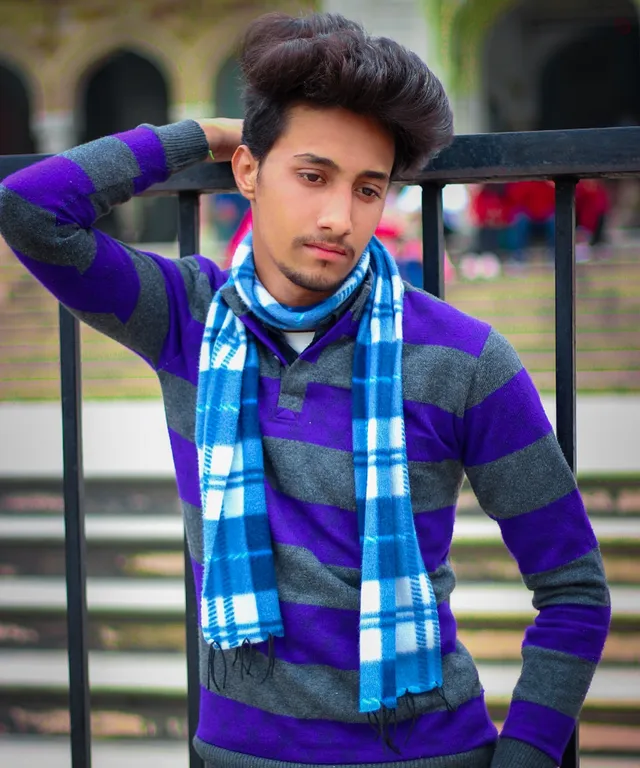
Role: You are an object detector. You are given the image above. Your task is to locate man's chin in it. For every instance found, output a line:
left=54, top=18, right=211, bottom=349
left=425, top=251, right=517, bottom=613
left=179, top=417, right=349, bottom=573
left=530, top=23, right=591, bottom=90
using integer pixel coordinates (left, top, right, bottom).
left=280, top=264, right=346, bottom=295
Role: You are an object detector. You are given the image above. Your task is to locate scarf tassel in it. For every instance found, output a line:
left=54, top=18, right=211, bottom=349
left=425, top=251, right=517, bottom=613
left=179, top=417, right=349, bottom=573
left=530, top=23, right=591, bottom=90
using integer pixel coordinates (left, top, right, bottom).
left=207, top=634, right=276, bottom=693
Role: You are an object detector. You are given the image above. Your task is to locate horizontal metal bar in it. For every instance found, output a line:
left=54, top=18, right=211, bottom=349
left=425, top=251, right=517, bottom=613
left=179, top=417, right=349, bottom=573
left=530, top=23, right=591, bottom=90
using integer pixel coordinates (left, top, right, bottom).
left=3, top=125, right=640, bottom=190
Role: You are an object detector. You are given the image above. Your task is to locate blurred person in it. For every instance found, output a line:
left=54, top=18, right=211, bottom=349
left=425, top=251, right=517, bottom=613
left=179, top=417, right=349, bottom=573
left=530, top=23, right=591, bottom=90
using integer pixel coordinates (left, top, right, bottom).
left=507, top=181, right=556, bottom=262
left=0, top=11, right=610, bottom=768
left=469, top=183, right=516, bottom=260
left=211, top=192, right=251, bottom=243
left=575, top=179, right=611, bottom=260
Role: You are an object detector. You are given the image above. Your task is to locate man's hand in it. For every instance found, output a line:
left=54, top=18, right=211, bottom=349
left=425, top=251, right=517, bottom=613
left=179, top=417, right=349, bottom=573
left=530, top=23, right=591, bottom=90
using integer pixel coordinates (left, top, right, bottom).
left=196, top=119, right=244, bottom=163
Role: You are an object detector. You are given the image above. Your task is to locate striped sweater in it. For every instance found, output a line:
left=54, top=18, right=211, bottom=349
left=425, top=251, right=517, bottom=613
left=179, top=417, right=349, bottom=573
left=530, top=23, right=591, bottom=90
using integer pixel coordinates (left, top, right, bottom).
left=0, top=120, right=611, bottom=768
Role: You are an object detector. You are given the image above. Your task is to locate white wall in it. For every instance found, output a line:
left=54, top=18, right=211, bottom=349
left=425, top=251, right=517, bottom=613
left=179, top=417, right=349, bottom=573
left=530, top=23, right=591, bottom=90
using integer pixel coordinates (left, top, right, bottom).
left=0, top=397, right=638, bottom=479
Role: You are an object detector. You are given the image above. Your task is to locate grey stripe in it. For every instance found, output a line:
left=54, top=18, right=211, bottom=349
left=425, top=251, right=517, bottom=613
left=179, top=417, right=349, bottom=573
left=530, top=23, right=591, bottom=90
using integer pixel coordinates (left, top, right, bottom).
left=159, top=369, right=197, bottom=440
left=513, top=645, right=597, bottom=718
left=490, top=739, right=556, bottom=768
left=403, top=343, right=476, bottom=417
left=0, top=187, right=97, bottom=270
left=173, top=256, right=214, bottom=326
left=198, top=740, right=495, bottom=768
left=525, top=548, right=610, bottom=609
left=465, top=432, right=577, bottom=519
left=258, top=344, right=285, bottom=378
left=276, top=545, right=456, bottom=610
left=182, top=500, right=203, bottom=564
left=274, top=543, right=359, bottom=610
left=151, top=120, right=209, bottom=173
left=410, top=460, right=464, bottom=512
left=465, top=329, right=523, bottom=409
left=278, top=338, right=354, bottom=410
left=263, top=438, right=356, bottom=511
left=276, top=363, right=310, bottom=412
left=63, top=136, right=139, bottom=215
left=264, top=437, right=463, bottom=515
left=198, top=634, right=482, bottom=722
left=75, top=243, right=170, bottom=365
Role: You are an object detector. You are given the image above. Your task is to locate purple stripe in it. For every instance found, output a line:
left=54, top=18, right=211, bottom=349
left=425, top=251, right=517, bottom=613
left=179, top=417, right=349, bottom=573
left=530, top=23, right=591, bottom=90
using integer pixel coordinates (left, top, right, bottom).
left=266, top=484, right=359, bottom=568
left=260, top=379, right=459, bottom=462
left=523, top=604, right=611, bottom=663
left=169, top=428, right=201, bottom=507
left=403, top=291, right=490, bottom=356
left=260, top=379, right=352, bottom=453
left=414, top=506, right=456, bottom=572
left=404, top=402, right=461, bottom=463
left=197, top=690, right=497, bottom=763
left=463, top=369, right=553, bottom=466
left=193, top=555, right=458, bottom=669
left=437, top=601, right=457, bottom=656
left=302, top=309, right=360, bottom=363
left=12, top=235, right=141, bottom=325
left=242, top=312, right=288, bottom=363
left=4, top=155, right=96, bottom=217
left=498, top=489, right=598, bottom=574
left=500, top=699, right=575, bottom=764
left=115, top=126, right=169, bottom=193
left=269, top=601, right=456, bottom=670
left=262, top=601, right=360, bottom=670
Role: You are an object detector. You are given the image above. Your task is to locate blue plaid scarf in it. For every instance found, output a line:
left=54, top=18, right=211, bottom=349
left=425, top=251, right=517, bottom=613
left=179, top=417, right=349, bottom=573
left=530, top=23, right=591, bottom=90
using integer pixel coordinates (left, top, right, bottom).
left=196, top=233, right=442, bottom=714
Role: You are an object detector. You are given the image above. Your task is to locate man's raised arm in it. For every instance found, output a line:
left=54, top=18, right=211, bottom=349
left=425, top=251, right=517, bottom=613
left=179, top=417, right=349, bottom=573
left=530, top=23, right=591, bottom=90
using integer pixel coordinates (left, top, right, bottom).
left=0, top=120, right=235, bottom=369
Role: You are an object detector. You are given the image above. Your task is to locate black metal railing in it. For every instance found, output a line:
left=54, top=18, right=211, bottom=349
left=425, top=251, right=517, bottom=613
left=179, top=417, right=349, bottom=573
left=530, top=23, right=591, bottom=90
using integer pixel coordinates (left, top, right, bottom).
left=3, top=124, right=640, bottom=768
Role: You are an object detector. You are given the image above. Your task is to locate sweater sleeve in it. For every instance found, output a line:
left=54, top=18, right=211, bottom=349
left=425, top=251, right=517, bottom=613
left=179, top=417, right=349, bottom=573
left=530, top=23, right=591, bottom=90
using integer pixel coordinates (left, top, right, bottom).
left=461, top=329, right=611, bottom=768
left=0, top=120, right=211, bottom=369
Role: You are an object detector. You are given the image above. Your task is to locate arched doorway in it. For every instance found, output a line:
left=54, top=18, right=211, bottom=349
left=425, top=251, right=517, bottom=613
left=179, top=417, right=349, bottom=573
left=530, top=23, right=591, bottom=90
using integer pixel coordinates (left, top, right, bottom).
left=214, top=55, right=244, bottom=118
left=0, top=61, right=35, bottom=154
left=540, top=18, right=640, bottom=129
left=80, top=50, right=177, bottom=242
left=483, top=0, right=640, bottom=132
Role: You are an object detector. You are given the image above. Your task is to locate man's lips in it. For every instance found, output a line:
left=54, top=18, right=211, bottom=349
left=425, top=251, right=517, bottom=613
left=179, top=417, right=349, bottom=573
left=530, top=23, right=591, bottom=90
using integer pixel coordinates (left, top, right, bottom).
left=304, top=243, right=349, bottom=261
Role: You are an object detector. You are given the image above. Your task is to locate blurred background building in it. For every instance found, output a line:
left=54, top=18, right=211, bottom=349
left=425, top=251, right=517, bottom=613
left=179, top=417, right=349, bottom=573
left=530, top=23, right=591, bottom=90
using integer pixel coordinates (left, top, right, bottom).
left=0, top=2, right=639, bottom=766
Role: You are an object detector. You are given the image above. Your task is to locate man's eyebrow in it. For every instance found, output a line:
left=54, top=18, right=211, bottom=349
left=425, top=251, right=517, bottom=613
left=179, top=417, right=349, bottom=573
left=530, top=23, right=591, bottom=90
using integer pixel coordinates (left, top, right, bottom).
left=293, top=153, right=390, bottom=183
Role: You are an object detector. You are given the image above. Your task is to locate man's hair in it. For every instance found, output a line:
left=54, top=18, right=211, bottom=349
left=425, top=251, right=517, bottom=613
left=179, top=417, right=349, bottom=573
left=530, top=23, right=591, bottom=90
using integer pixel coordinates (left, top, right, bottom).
left=239, top=12, right=454, bottom=177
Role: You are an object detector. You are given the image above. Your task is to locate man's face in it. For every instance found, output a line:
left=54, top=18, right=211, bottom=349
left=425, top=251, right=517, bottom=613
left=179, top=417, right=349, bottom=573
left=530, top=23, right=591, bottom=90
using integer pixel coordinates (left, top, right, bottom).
left=233, top=105, right=394, bottom=306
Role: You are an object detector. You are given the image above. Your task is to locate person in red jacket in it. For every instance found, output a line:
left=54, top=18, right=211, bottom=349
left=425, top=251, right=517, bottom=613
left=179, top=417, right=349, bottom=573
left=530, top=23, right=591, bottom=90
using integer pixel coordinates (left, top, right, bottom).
left=507, top=181, right=556, bottom=262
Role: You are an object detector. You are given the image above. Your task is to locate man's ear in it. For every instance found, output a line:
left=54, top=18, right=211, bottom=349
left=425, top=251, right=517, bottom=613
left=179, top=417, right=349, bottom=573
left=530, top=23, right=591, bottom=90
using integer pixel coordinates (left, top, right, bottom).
left=232, top=145, right=259, bottom=201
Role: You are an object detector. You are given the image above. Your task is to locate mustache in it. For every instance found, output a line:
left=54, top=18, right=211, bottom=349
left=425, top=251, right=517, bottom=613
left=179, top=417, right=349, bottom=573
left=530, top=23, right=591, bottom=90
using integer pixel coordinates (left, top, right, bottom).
left=293, top=236, right=356, bottom=260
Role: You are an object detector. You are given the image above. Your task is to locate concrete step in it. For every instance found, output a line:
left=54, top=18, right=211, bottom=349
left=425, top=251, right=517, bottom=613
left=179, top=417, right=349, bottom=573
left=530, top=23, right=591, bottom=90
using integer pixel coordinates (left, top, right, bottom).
left=0, top=737, right=637, bottom=768
left=1, top=577, right=638, bottom=620
left=1, top=514, right=639, bottom=545
left=0, top=650, right=636, bottom=707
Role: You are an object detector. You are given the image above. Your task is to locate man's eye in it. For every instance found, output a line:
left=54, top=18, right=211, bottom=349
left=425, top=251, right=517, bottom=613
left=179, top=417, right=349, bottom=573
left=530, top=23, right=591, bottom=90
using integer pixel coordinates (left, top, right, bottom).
left=299, top=172, right=323, bottom=183
left=360, top=187, right=381, bottom=199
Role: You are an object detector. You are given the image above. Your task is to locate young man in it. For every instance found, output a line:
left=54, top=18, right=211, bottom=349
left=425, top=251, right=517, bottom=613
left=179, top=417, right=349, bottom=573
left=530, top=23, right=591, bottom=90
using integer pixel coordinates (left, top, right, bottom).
left=0, top=12, right=610, bottom=768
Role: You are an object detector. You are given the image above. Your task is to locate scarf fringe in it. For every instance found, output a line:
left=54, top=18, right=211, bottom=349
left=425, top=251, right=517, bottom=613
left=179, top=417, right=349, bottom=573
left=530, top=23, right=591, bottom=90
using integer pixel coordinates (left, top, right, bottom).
left=207, top=634, right=276, bottom=693
left=367, top=688, right=456, bottom=754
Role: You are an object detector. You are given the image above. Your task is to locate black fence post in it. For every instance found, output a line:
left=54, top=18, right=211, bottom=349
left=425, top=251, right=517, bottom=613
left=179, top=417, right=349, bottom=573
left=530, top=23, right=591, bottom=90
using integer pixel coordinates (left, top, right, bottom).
left=421, top=183, right=446, bottom=300
left=178, top=191, right=205, bottom=768
left=59, top=306, right=91, bottom=768
left=555, top=178, right=579, bottom=768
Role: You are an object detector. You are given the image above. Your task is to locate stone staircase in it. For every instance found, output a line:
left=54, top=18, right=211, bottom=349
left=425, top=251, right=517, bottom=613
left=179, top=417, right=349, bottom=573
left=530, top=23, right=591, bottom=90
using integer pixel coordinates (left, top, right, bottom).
left=1, top=244, right=640, bottom=400
left=0, top=476, right=638, bottom=766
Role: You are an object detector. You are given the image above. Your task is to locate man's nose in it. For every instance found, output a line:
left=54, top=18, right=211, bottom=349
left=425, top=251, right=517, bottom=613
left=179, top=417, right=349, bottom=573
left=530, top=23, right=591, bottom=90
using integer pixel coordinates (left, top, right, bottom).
left=317, top=190, right=353, bottom=237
